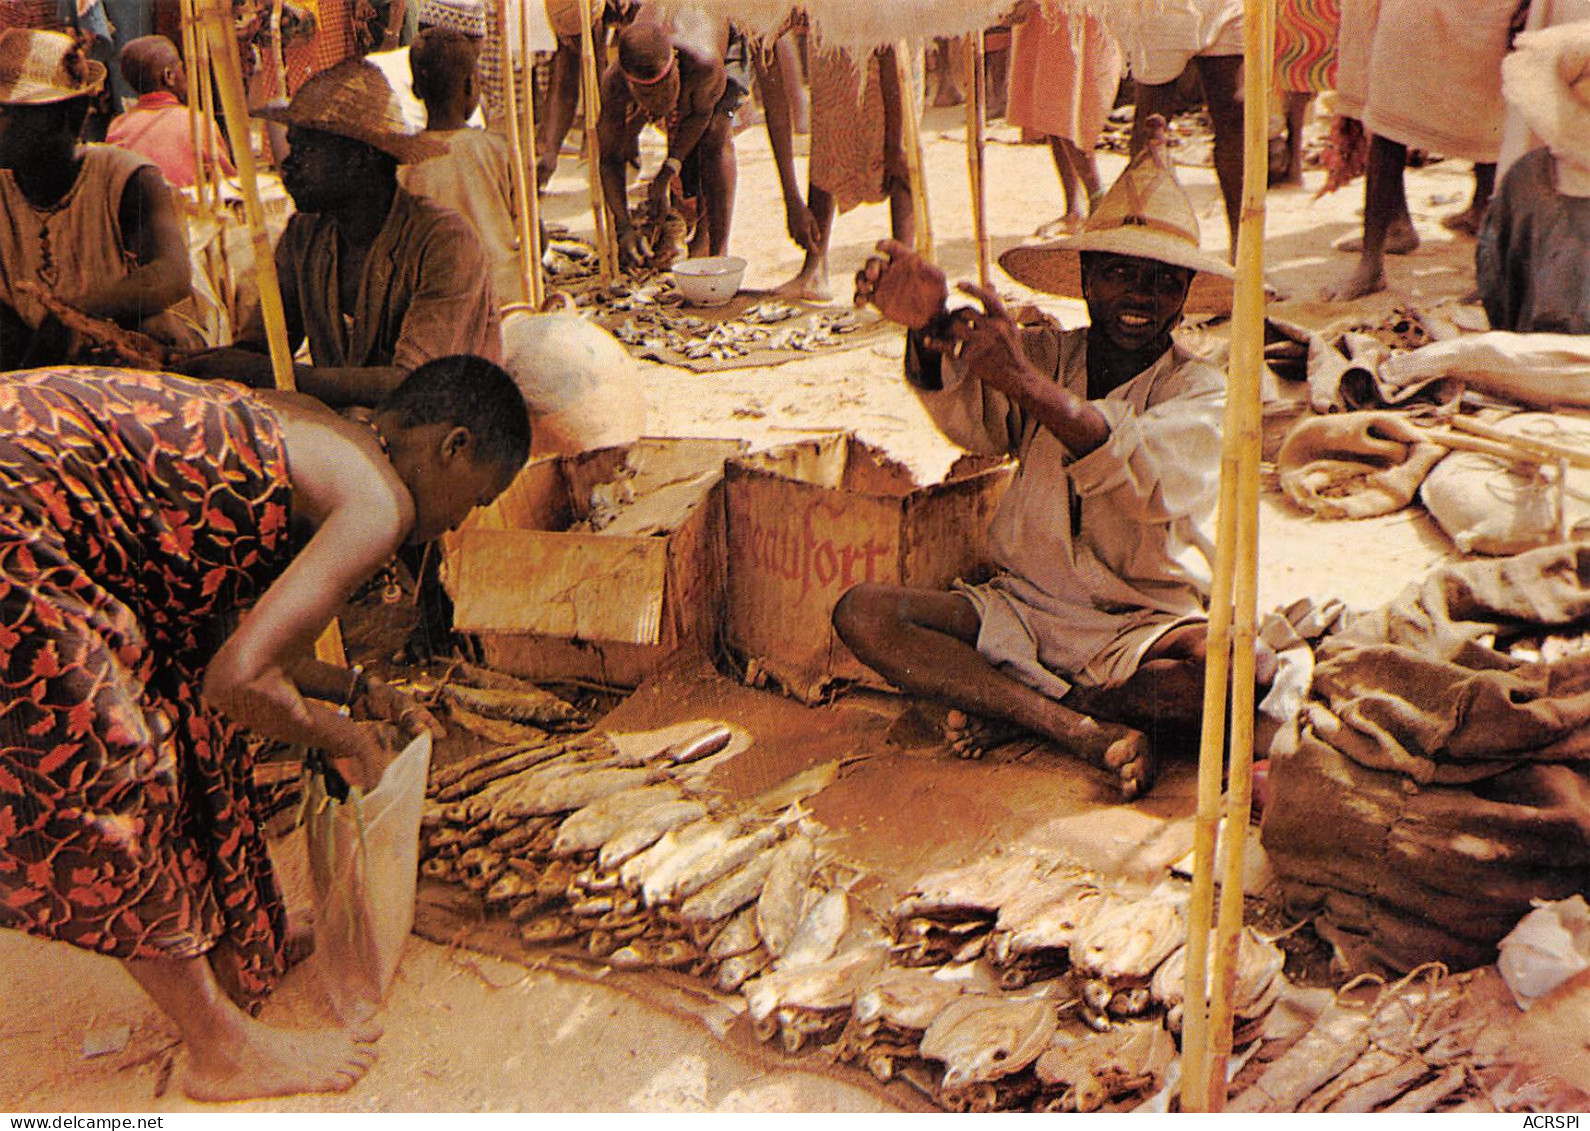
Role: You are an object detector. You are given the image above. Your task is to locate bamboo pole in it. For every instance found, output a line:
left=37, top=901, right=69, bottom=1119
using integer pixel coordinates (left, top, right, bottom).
left=962, top=30, right=989, bottom=287
left=1193, top=0, right=1275, bottom=1111
left=195, top=0, right=294, bottom=391
left=576, top=0, right=615, bottom=283
left=179, top=1, right=211, bottom=217
left=520, top=2, right=546, bottom=306
left=498, top=0, right=540, bottom=307
left=895, top=41, right=934, bottom=262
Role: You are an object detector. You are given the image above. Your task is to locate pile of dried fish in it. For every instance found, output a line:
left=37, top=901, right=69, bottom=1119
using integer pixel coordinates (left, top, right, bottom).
left=603, top=283, right=862, bottom=362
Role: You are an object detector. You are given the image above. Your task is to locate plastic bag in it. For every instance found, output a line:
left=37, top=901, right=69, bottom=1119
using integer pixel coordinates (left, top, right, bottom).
left=303, top=732, right=432, bottom=1023
left=1496, top=895, right=1590, bottom=1010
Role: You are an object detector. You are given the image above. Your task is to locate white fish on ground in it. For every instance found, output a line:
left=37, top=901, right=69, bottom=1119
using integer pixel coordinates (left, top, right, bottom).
left=506, top=765, right=663, bottom=818
left=716, top=948, right=771, bottom=992
left=756, top=833, right=816, bottom=957
left=678, top=845, right=778, bottom=924
left=551, top=783, right=685, bottom=856
left=919, top=996, right=1059, bottom=1091
left=853, top=967, right=969, bottom=1032
left=894, top=854, right=1054, bottom=921
left=598, top=798, right=710, bottom=872
left=633, top=817, right=742, bottom=902
left=649, top=821, right=785, bottom=907
left=707, top=906, right=763, bottom=960
left=780, top=886, right=850, bottom=970
left=989, top=883, right=1116, bottom=964
left=741, top=945, right=887, bottom=1025
left=1072, top=897, right=1185, bottom=984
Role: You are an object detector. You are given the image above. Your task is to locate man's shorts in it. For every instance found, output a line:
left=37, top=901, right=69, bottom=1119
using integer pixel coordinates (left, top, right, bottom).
left=1125, top=0, right=1245, bottom=86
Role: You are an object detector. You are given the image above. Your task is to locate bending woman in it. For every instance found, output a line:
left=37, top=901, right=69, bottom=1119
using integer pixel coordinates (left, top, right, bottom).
left=0, top=356, right=530, bottom=1101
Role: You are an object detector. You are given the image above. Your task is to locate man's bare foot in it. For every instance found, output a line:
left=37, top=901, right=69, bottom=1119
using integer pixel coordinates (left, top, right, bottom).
left=944, top=708, right=1026, bottom=759
left=932, top=81, right=964, bottom=108
left=183, top=1018, right=381, bottom=1102
left=1320, top=260, right=1388, bottom=301
left=1334, top=215, right=1419, bottom=256
left=773, top=268, right=832, bottom=303
left=1034, top=214, right=1085, bottom=239
left=1440, top=206, right=1486, bottom=236
left=1101, top=727, right=1153, bottom=801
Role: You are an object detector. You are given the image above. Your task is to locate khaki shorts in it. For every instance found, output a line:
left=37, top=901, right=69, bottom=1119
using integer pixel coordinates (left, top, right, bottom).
left=1126, top=0, right=1245, bottom=86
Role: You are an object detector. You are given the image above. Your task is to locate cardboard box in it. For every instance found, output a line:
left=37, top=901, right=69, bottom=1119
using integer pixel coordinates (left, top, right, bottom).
left=724, top=432, right=1014, bottom=702
left=442, top=437, right=748, bottom=687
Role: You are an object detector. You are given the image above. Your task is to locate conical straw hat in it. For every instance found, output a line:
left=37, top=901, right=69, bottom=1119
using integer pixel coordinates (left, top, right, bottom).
left=1502, top=20, right=1590, bottom=169
left=0, top=29, right=105, bottom=105
left=256, top=59, right=440, bottom=163
left=999, top=118, right=1235, bottom=316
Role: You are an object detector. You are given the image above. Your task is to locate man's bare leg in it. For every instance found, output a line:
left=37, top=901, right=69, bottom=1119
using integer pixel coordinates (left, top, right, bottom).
left=775, top=36, right=809, bottom=134
left=775, top=185, right=836, bottom=300
left=1325, top=133, right=1414, bottom=300
left=536, top=39, right=583, bottom=190
left=124, top=954, right=379, bottom=1102
left=833, top=583, right=1154, bottom=798
left=1194, top=55, right=1245, bottom=256
left=1036, top=136, right=1102, bottom=237
left=1278, top=91, right=1312, bottom=187
left=691, top=113, right=737, bottom=258
left=931, top=36, right=964, bottom=107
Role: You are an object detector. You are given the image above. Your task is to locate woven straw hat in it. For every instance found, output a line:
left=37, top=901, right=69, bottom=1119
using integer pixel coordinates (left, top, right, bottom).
left=0, top=29, right=106, bottom=105
left=256, top=59, right=440, bottom=163
left=999, top=119, right=1235, bottom=316
left=546, top=0, right=605, bottom=38
left=1502, top=20, right=1590, bottom=169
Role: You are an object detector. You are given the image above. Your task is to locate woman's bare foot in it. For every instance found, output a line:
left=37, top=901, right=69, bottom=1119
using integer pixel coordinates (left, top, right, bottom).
left=1321, top=259, right=1388, bottom=301
left=183, top=1017, right=381, bottom=1102
left=1334, top=214, right=1419, bottom=256
left=773, top=264, right=832, bottom=303
left=943, top=708, right=1027, bottom=759
left=1440, top=205, right=1486, bottom=236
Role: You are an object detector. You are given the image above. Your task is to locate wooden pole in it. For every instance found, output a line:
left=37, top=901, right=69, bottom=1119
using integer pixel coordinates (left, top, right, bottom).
left=498, top=0, right=539, bottom=307
left=520, top=2, right=546, bottom=306
left=179, top=0, right=211, bottom=217
left=895, top=41, right=934, bottom=262
left=1187, top=0, right=1275, bottom=1111
left=962, top=30, right=989, bottom=287
left=576, top=0, right=615, bottom=283
left=195, top=0, right=295, bottom=391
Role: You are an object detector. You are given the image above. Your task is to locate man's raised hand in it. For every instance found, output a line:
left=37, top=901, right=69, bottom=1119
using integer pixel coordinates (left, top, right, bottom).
left=854, top=239, right=949, bottom=331
left=951, top=282, right=1034, bottom=398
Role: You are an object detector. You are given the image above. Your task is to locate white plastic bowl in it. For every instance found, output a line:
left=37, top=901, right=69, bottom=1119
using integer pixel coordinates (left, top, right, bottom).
left=672, top=256, right=747, bottom=307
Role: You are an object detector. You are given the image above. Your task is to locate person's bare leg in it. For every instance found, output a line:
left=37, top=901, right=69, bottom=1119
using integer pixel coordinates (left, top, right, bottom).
left=879, top=47, right=917, bottom=250
left=1036, top=136, right=1100, bottom=237
left=1442, top=162, right=1495, bottom=235
left=932, top=36, right=964, bottom=107
left=694, top=114, right=737, bottom=257
left=775, top=184, right=836, bottom=300
left=1193, top=55, right=1245, bottom=257
left=536, top=39, right=583, bottom=190
left=775, top=36, right=809, bottom=134
left=1325, top=134, right=1415, bottom=298
left=123, top=954, right=379, bottom=1102
left=833, top=584, right=1154, bottom=798
left=1279, top=91, right=1312, bottom=187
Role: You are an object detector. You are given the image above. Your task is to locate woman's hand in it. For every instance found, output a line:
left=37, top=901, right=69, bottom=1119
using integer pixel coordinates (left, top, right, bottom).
left=357, top=673, right=446, bottom=740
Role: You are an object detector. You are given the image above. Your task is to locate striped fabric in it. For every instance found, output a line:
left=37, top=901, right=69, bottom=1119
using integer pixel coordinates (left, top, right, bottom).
left=1275, top=0, right=1341, bottom=93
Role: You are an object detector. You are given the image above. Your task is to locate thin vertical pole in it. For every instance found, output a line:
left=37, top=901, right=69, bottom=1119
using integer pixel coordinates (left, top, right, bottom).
left=895, top=41, right=933, bottom=262
left=963, top=30, right=989, bottom=287
left=498, top=0, right=539, bottom=306
left=576, top=0, right=614, bottom=282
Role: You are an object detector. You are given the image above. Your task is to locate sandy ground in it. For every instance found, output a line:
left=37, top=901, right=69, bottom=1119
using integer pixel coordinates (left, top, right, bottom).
left=0, top=100, right=1540, bottom=1113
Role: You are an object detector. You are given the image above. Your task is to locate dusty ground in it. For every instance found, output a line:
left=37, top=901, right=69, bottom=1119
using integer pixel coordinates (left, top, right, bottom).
left=0, top=98, right=1566, bottom=1113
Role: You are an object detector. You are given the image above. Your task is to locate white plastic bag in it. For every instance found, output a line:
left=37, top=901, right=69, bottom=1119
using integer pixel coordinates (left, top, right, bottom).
left=303, top=732, right=432, bottom=1023
left=1496, top=895, right=1590, bottom=1010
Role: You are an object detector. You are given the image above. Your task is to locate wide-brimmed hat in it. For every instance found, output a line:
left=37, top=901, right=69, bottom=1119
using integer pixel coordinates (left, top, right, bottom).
left=1503, top=20, right=1590, bottom=169
left=256, top=59, right=440, bottom=163
left=0, top=29, right=105, bottom=105
left=999, top=118, right=1235, bottom=316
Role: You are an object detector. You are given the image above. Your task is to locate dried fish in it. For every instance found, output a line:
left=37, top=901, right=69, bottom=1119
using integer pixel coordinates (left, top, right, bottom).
left=638, top=818, right=747, bottom=906
left=742, top=946, right=887, bottom=1046
left=716, top=948, right=771, bottom=992
left=708, top=906, right=763, bottom=960
left=1228, top=1006, right=1373, bottom=1112
left=1152, top=926, right=1285, bottom=1034
left=757, top=834, right=816, bottom=957
left=894, top=855, right=1052, bottom=922
left=551, top=783, right=686, bottom=856
left=1071, top=897, right=1184, bottom=986
left=657, top=821, right=786, bottom=908
left=781, top=887, right=849, bottom=969
left=853, top=967, right=969, bottom=1034
left=919, top=996, right=1058, bottom=1092
left=598, top=799, right=712, bottom=871
left=441, top=682, right=589, bottom=728
left=1034, top=1023, right=1176, bottom=1113
left=678, top=848, right=777, bottom=925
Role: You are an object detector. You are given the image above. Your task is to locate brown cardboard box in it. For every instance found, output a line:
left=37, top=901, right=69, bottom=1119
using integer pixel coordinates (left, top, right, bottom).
left=441, top=437, right=748, bottom=688
left=724, top=432, right=1013, bottom=702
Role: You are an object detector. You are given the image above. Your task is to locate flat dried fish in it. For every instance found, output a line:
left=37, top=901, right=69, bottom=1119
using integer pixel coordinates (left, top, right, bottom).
left=780, top=887, right=849, bottom=970
left=894, top=854, right=1052, bottom=922
left=1072, top=897, right=1185, bottom=985
left=853, top=967, right=968, bottom=1033
left=920, top=996, right=1058, bottom=1091
left=442, top=682, right=589, bottom=728
left=757, top=834, right=816, bottom=957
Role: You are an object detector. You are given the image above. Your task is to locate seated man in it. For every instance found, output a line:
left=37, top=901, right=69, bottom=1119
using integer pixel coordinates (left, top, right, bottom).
left=400, top=26, right=524, bottom=307
left=837, top=121, right=1268, bottom=800
left=106, top=34, right=234, bottom=190
left=183, top=59, right=500, bottom=406
left=1477, top=20, right=1590, bottom=335
left=0, top=29, right=193, bottom=369
left=597, top=17, right=737, bottom=268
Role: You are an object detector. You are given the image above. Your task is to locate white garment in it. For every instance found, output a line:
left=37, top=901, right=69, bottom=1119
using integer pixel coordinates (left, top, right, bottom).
left=400, top=128, right=524, bottom=307
left=910, top=327, right=1225, bottom=699
left=1497, top=0, right=1590, bottom=180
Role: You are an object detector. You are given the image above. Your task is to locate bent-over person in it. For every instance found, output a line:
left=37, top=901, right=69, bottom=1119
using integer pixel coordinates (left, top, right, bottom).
left=837, top=121, right=1272, bottom=800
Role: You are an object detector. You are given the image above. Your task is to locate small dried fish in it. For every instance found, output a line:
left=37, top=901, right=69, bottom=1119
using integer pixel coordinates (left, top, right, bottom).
left=919, top=996, right=1058, bottom=1091
left=716, top=948, right=771, bottom=992
left=708, top=906, right=763, bottom=960
left=598, top=799, right=711, bottom=871
left=780, top=887, right=849, bottom=970
left=678, top=848, right=777, bottom=925
left=654, top=821, right=785, bottom=908
left=757, top=834, right=816, bottom=958
left=442, top=682, right=589, bottom=728
left=637, top=818, right=745, bottom=906
left=551, top=783, right=685, bottom=855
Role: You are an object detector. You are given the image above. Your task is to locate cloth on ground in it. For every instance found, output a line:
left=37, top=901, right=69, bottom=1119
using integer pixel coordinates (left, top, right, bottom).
left=1379, top=331, right=1590, bottom=410
left=909, top=324, right=1223, bottom=699
left=0, top=368, right=295, bottom=1008
left=399, top=127, right=523, bottom=308
left=1334, top=0, right=1515, bottom=162
left=1263, top=543, right=1590, bottom=973
left=1005, top=9, right=1121, bottom=152
left=1276, top=410, right=1449, bottom=519
left=243, top=186, right=501, bottom=371
left=1477, top=148, right=1590, bottom=336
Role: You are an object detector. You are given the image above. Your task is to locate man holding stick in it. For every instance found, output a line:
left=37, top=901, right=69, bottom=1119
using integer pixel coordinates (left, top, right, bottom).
left=837, top=120, right=1274, bottom=799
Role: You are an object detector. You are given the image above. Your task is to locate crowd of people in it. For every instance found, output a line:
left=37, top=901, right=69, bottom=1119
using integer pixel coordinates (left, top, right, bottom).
left=1, top=0, right=1589, bottom=1105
